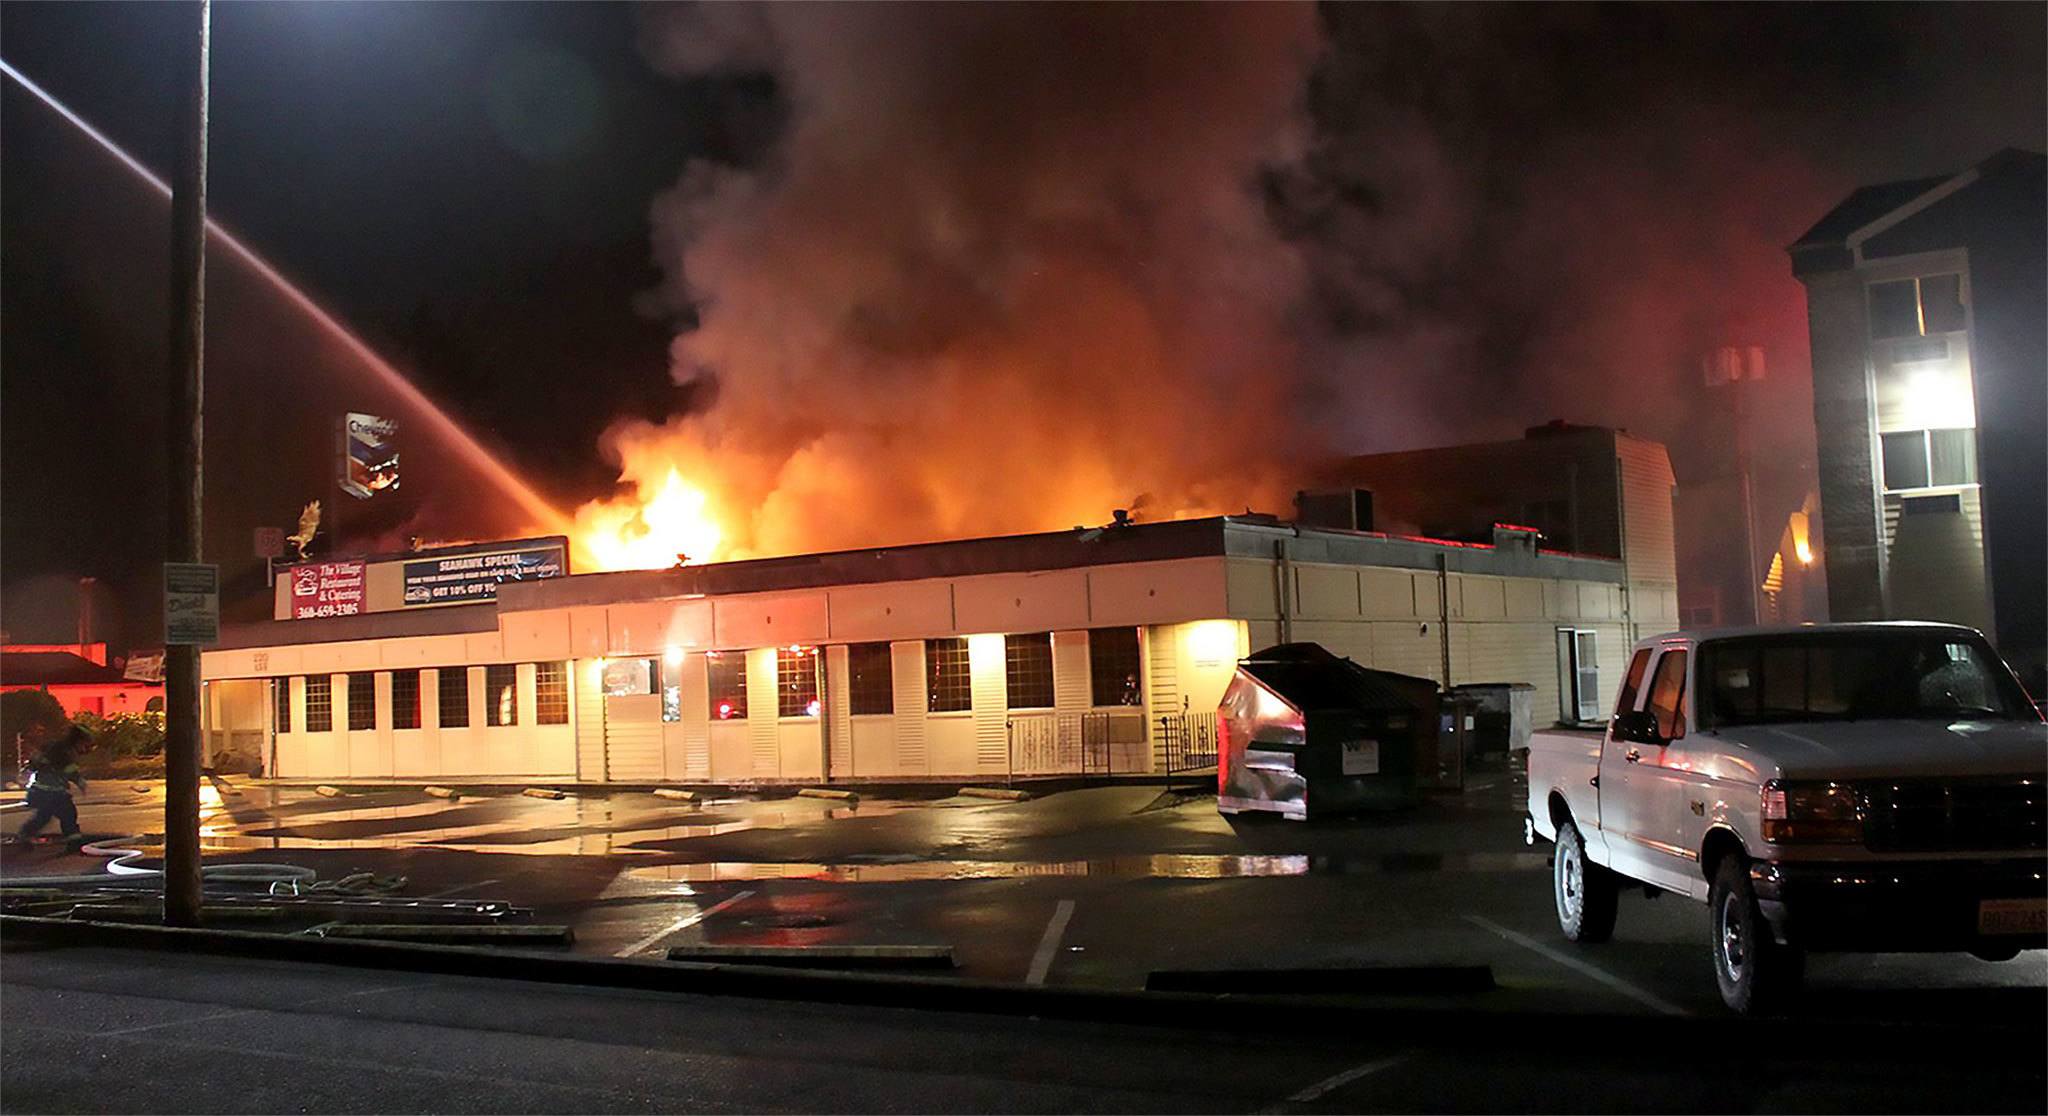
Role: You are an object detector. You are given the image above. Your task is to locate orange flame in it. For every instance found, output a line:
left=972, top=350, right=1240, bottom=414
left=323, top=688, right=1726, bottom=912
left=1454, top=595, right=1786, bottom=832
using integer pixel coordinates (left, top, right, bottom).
left=574, top=468, right=727, bottom=571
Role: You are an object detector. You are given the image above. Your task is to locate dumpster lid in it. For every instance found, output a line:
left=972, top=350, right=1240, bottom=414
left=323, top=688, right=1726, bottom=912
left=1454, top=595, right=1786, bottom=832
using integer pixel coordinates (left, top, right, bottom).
left=1238, top=643, right=1438, bottom=714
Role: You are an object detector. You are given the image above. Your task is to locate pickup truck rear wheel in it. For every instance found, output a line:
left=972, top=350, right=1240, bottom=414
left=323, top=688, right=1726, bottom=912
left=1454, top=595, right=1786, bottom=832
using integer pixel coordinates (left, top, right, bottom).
left=1709, top=857, right=1804, bottom=1014
left=1554, top=821, right=1617, bottom=943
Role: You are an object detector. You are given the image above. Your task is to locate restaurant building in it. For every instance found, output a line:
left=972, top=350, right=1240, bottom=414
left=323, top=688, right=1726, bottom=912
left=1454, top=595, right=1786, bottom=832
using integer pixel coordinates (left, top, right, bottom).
left=198, top=502, right=1675, bottom=784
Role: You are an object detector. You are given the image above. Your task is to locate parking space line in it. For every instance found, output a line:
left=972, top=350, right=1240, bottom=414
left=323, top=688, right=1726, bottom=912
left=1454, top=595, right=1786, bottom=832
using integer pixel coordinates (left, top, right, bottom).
left=1024, top=899, right=1075, bottom=985
left=1261, top=1051, right=1414, bottom=1112
left=420, top=878, right=501, bottom=900
left=1463, top=915, right=1689, bottom=1016
left=95, top=981, right=416, bottom=1037
left=615, top=889, right=755, bottom=958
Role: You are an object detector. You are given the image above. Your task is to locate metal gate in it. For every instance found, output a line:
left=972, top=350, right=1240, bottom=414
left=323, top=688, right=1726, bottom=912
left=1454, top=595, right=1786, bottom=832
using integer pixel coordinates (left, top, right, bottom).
left=1005, top=711, right=1148, bottom=781
left=1157, top=711, right=1219, bottom=779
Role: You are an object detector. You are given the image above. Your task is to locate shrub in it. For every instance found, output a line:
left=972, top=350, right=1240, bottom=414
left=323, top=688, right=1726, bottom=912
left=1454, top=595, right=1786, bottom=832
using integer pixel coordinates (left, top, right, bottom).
left=72, top=710, right=167, bottom=760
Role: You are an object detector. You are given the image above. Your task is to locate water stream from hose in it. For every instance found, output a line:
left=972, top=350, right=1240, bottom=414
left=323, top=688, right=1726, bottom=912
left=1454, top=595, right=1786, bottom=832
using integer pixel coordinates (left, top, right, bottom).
left=1, top=58, right=571, bottom=535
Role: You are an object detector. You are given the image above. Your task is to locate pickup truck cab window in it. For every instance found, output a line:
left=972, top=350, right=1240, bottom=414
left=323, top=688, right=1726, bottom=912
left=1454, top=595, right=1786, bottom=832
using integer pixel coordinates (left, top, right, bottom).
left=1613, top=649, right=1652, bottom=718
left=1697, top=632, right=2035, bottom=728
left=1643, top=650, right=1688, bottom=740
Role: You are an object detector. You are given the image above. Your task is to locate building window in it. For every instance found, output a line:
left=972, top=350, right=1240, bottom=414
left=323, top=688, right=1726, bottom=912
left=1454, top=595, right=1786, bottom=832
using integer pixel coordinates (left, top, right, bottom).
left=485, top=664, right=518, bottom=726
left=1005, top=633, right=1055, bottom=709
left=708, top=652, right=747, bottom=720
left=273, top=679, right=291, bottom=733
left=1881, top=428, right=1977, bottom=492
left=778, top=648, right=820, bottom=717
left=846, top=642, right=894, bottom=716
left=602, top=658, right=656, bottom=696
left=347, top=672, right=377, bottom=731
left=438, top=668, right=470, bottom=729
left=1088, top=628, right=1142, bottom=707
left=305, top=675, right=332, bottom=733
left=535, top=662, right=568, bottom=725
left=1869, top=274, right=1966, bottom=341
left=391, top=670, right=421, bottom=730
left=927, top=637, right=971, bottom=713
left=662, top=667, right=682, bottom=723
left=1555, top=629, right=1600, bottom=723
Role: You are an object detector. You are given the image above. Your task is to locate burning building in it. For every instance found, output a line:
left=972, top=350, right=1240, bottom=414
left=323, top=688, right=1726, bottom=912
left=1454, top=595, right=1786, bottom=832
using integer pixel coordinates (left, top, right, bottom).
left=196, top=437, right=1677, bottom=784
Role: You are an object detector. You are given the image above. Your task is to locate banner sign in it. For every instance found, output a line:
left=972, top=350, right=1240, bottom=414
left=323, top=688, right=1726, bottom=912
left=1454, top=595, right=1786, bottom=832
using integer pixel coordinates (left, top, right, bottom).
left=289, top=560, right=367, bottom=619
left=402, top=543, right=566, bottom=607
left=123, top=651, right=166, bottom=684
left=339, top=412, right=400, bottom=500
left=164, top=563, right=220, bottom=646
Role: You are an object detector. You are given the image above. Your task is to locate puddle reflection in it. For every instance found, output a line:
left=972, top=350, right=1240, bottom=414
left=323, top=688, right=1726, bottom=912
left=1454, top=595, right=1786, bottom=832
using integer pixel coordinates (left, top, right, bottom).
left=625, top=850, right=1547, bottom=883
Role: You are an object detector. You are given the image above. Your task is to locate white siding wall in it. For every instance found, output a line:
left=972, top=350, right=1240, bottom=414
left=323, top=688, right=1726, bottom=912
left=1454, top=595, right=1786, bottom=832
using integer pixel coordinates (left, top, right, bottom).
left=891, top=641, right=927, bottom=776
left=225, top=551, right=1635, bottom=782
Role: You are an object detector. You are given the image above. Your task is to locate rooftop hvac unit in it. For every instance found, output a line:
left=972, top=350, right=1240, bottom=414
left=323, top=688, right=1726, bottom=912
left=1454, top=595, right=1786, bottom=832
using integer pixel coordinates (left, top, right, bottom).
left=1293, top=488, right=1374, bottom=532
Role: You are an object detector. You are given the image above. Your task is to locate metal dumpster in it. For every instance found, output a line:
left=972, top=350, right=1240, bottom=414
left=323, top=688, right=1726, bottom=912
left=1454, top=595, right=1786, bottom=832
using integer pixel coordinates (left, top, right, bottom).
left=1447, top=682, right=1536, bottom=756
left=1216, top=643, right=1439, bottom=820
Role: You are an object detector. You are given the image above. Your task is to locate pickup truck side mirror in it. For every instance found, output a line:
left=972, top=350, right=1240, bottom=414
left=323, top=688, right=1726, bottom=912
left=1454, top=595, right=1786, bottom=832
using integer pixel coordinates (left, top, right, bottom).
left=1612, top=709, right=1663, bottom=745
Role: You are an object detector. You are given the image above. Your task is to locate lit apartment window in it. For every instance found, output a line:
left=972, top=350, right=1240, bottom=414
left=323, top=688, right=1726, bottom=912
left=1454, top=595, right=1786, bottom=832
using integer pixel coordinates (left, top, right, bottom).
left=1088, top=628, right=1142, bottom=707
left=847, top=642, right=894, bottom=715
left=1880, top=428, right=1978, bottom=492
left=708, top=652, right=748, bottom=720
left=391, top=670, right=421, bottom=730
left=305, top=675, right=332, bottom=733
left=778, top=648, right=820, bottom=717
left=534, top=661, right=568, bottom=725
left=438, top=668, right=470, bottom=728
left=926, top=637, right=971, bottom=713
left=1005, top=632, right=1055, bottom=709
left=1869, top=274, right=1966, bottom=341
left=485, top=664, right=518, bottom=726
left=273, top=678, right=291, bottom=733
left=347, top=672, right=377, bottom=731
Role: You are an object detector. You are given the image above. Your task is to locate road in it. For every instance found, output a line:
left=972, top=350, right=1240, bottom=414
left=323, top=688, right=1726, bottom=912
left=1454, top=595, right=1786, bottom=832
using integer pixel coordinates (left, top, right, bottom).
left=3, top=773, right=2043, bottom=1024
left=4, top=943, right=2043, bottom=1114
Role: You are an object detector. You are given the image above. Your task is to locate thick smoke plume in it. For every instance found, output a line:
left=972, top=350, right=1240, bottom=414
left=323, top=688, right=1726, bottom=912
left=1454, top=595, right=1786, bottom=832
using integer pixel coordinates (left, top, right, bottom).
left=575, top=3, right=2042, bottom=576
left=578, top=4, right=1320, bottom=567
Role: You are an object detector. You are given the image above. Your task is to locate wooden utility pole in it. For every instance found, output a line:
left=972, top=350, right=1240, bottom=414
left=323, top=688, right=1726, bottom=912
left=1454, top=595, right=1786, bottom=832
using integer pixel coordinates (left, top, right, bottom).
left=162, top=0, right=211, bottom=928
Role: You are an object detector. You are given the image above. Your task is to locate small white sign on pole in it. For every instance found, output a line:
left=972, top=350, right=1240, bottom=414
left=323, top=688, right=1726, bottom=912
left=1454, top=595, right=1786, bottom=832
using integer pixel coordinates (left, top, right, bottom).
left=164, top=562, right=220, bottom=646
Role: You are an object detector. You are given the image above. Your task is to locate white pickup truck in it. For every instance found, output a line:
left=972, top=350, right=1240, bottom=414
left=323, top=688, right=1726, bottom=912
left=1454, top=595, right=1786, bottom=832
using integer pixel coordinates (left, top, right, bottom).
left=1525, top=622, right=2046, bottom=1013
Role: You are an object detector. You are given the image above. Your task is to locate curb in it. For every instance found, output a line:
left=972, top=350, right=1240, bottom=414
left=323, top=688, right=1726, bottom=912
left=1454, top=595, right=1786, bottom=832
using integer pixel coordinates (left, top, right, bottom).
left=315, top=924, right=574, bottom=945
left=665, top=943, right=955, bottom=969
left=2, top=915, right=2040, bottom=1061
left=796, top=788, right=859, bottom=802
left=1147, top=965, right=1495, bottom=996
left=958, top=787, right=1032, bottom=802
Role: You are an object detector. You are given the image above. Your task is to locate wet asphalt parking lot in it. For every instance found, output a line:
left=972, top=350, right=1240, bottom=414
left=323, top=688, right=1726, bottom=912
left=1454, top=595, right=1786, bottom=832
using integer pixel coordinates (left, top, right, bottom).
left=3, top=772, right=2043, bottom=1024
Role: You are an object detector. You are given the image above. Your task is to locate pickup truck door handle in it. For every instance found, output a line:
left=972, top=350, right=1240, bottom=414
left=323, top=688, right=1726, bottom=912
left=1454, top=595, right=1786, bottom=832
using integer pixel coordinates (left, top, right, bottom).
left=1624, top=749, right=1642, bottom=764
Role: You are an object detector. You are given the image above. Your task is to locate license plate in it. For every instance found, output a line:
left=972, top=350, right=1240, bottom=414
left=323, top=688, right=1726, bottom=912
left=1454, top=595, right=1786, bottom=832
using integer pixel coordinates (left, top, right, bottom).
left=1977, top=898, right=2048, bottom=936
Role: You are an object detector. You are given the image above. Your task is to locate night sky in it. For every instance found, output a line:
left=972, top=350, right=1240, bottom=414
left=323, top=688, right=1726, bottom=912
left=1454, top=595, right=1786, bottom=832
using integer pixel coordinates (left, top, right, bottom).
left=3, top=2, right=2042, bottom=648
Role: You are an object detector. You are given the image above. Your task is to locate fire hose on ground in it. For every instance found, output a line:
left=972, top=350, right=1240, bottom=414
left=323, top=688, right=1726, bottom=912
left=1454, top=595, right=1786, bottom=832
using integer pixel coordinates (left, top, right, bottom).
left=0, top=835, right=400, bottom=895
